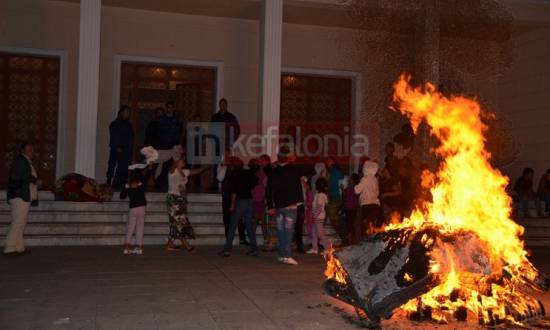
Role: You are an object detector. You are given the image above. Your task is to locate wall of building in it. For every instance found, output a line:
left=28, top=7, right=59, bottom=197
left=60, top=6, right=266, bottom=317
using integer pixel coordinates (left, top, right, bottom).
left=498, top=27, right=550, bottom=183
left=0, top=0, right=374, bottom=180
left=0, top=0, right=79, bottom=176
left=3, top=0, right=535, bottom=183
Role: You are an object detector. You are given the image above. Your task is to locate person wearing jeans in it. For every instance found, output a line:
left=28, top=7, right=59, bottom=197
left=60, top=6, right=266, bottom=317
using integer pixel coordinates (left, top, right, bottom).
left=266, top=149, right=313, bottom=266
left=219, top=159, right=259, bottom=257
left=219, top=157, right=248, bottom=245
left=294, top=204, right=305, bottom=253
left=221, top=199, right=258, bottom=256
left=276, top=206, right=297, bottom=260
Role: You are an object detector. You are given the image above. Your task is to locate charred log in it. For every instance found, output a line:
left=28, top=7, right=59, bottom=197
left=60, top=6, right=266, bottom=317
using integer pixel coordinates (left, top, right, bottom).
left=324, top=227, right=548, bottom=326
left=324, top=228, right=441, bottom=321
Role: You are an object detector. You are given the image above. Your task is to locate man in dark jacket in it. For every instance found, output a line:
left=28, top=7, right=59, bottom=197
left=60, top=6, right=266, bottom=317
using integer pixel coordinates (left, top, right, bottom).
left=211, top=98, right=240, bottom=152
left=144, top=107, right=163, bottom=148
left=210, top=98, right=240, bottom=191
left=266, top=149, right=313, bottom=265
left=156, top=101, right=183, bottom=151
left=106, top=105, right=134, bottom=190
left=153, top=101, right=183, bottom=191
left=4, top=142, right=39, bottom=255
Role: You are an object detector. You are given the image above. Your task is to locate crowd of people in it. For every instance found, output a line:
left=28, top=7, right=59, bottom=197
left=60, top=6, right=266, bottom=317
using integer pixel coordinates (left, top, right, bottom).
left=4, top=99, right=550, bottom=258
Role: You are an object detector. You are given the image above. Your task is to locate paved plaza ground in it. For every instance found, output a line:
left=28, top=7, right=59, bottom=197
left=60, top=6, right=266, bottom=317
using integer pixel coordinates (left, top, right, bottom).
left=1, top=246, right=550, bottom=330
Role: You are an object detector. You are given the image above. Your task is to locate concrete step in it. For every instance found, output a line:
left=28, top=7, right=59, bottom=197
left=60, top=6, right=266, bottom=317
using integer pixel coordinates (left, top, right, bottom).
left=0, top=190, right=221, bottom=203
left=0, top=227, right=338, bottom=247
left=0, top=201, right=222, bottom=213
left=0, top=222, right=228, bottom=236
left=0, top=234, right=230, bottom=247
left=0, top=211, right=221, bottom=224
left=0, top=190, right=340, bottom=246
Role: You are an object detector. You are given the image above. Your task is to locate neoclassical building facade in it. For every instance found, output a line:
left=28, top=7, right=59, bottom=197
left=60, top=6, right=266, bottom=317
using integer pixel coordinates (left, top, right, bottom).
left=1, top=0, right=549, bottom=188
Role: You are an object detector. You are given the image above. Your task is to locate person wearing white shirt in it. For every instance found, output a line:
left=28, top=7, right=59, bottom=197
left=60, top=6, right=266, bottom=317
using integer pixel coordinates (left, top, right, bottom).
left=165, top=158, right=206, bottom=252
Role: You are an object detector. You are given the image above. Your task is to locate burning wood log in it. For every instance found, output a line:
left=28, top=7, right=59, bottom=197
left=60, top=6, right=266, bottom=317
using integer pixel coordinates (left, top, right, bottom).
left=324, top=228, right=440, bottom=322
left=324, top=227, right=547, bottom=327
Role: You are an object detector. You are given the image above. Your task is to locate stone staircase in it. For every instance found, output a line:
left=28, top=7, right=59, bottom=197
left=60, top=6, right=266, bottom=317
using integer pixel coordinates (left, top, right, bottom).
left=0, top=191, right=338, bottom=247
left=0, top=191, right=227, bottom=246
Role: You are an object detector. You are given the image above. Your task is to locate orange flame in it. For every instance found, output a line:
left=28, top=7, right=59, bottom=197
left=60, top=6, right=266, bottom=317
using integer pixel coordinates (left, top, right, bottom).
left=389, top=74, right=539, bottom=323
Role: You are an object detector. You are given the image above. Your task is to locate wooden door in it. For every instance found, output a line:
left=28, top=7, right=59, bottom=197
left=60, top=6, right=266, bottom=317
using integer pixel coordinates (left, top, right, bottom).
left=119, top=62, right=216, bottom=158
left=0, top=52, right=60, bottom=188
left=280, top=73, right=352, bottom=166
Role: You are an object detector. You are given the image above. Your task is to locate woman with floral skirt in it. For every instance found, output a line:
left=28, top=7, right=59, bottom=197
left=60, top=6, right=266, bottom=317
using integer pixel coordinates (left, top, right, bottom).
left=166, top=158, right=206, bottom=252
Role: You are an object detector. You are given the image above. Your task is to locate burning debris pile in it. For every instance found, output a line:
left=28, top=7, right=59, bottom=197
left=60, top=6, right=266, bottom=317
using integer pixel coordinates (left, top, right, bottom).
left=324, top=75, right=549, bottom=327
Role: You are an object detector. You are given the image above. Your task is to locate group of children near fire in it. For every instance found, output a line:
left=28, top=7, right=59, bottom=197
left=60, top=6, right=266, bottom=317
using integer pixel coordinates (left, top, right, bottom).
left=116, top=122, right=550, bottom=262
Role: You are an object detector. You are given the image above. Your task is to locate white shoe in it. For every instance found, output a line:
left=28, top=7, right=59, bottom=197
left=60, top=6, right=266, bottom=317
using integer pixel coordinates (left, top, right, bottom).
left=283, top=257, right=298, bottom=265
left=132, top=247, right=143, bottom=255
left=277, top=256, right=285, bottom=262
left=306, top=249, right=318, bottom=255
left=123, top=248, right=131, bottom=255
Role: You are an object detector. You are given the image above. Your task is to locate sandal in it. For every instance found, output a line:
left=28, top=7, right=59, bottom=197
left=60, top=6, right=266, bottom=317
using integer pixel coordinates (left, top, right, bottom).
left=181, top=240, right=195, bottom=252
left=166, top=242, right=179, bottom=251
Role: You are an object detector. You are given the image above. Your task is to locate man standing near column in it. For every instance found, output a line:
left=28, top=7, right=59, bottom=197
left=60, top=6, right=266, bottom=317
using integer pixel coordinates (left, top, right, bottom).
left=4, top=142, right=40, bottom=256
left=106, top=105, right=134, bottom=190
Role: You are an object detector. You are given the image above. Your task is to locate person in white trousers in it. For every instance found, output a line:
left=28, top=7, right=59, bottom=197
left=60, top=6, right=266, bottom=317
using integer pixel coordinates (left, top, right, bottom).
left=4, top=142, right=39, bottom=255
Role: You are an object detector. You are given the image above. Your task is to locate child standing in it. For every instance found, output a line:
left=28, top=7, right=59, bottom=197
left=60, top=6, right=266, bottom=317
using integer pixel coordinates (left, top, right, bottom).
left=307, top=178, right=331, bottom=254
left=354, top=160, right=381, bottom=238
left=120, top=168, right=148, bottom=255
left=343, top=173, right=359, bottom=245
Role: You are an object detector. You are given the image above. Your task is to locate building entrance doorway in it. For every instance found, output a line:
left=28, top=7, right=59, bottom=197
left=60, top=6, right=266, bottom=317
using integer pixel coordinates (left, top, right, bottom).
left=118, top=61, right=217, bottom=192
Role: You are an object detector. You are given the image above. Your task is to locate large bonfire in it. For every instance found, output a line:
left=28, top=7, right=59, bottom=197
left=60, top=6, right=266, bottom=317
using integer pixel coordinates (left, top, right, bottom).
left=325, top=74, right=546, bottom=326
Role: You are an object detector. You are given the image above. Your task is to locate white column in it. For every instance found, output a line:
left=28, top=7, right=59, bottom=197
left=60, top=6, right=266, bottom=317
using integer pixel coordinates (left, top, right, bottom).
left=259, top=0, right=283, bottom=161
left=75, top=0, right=102, bottom=177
